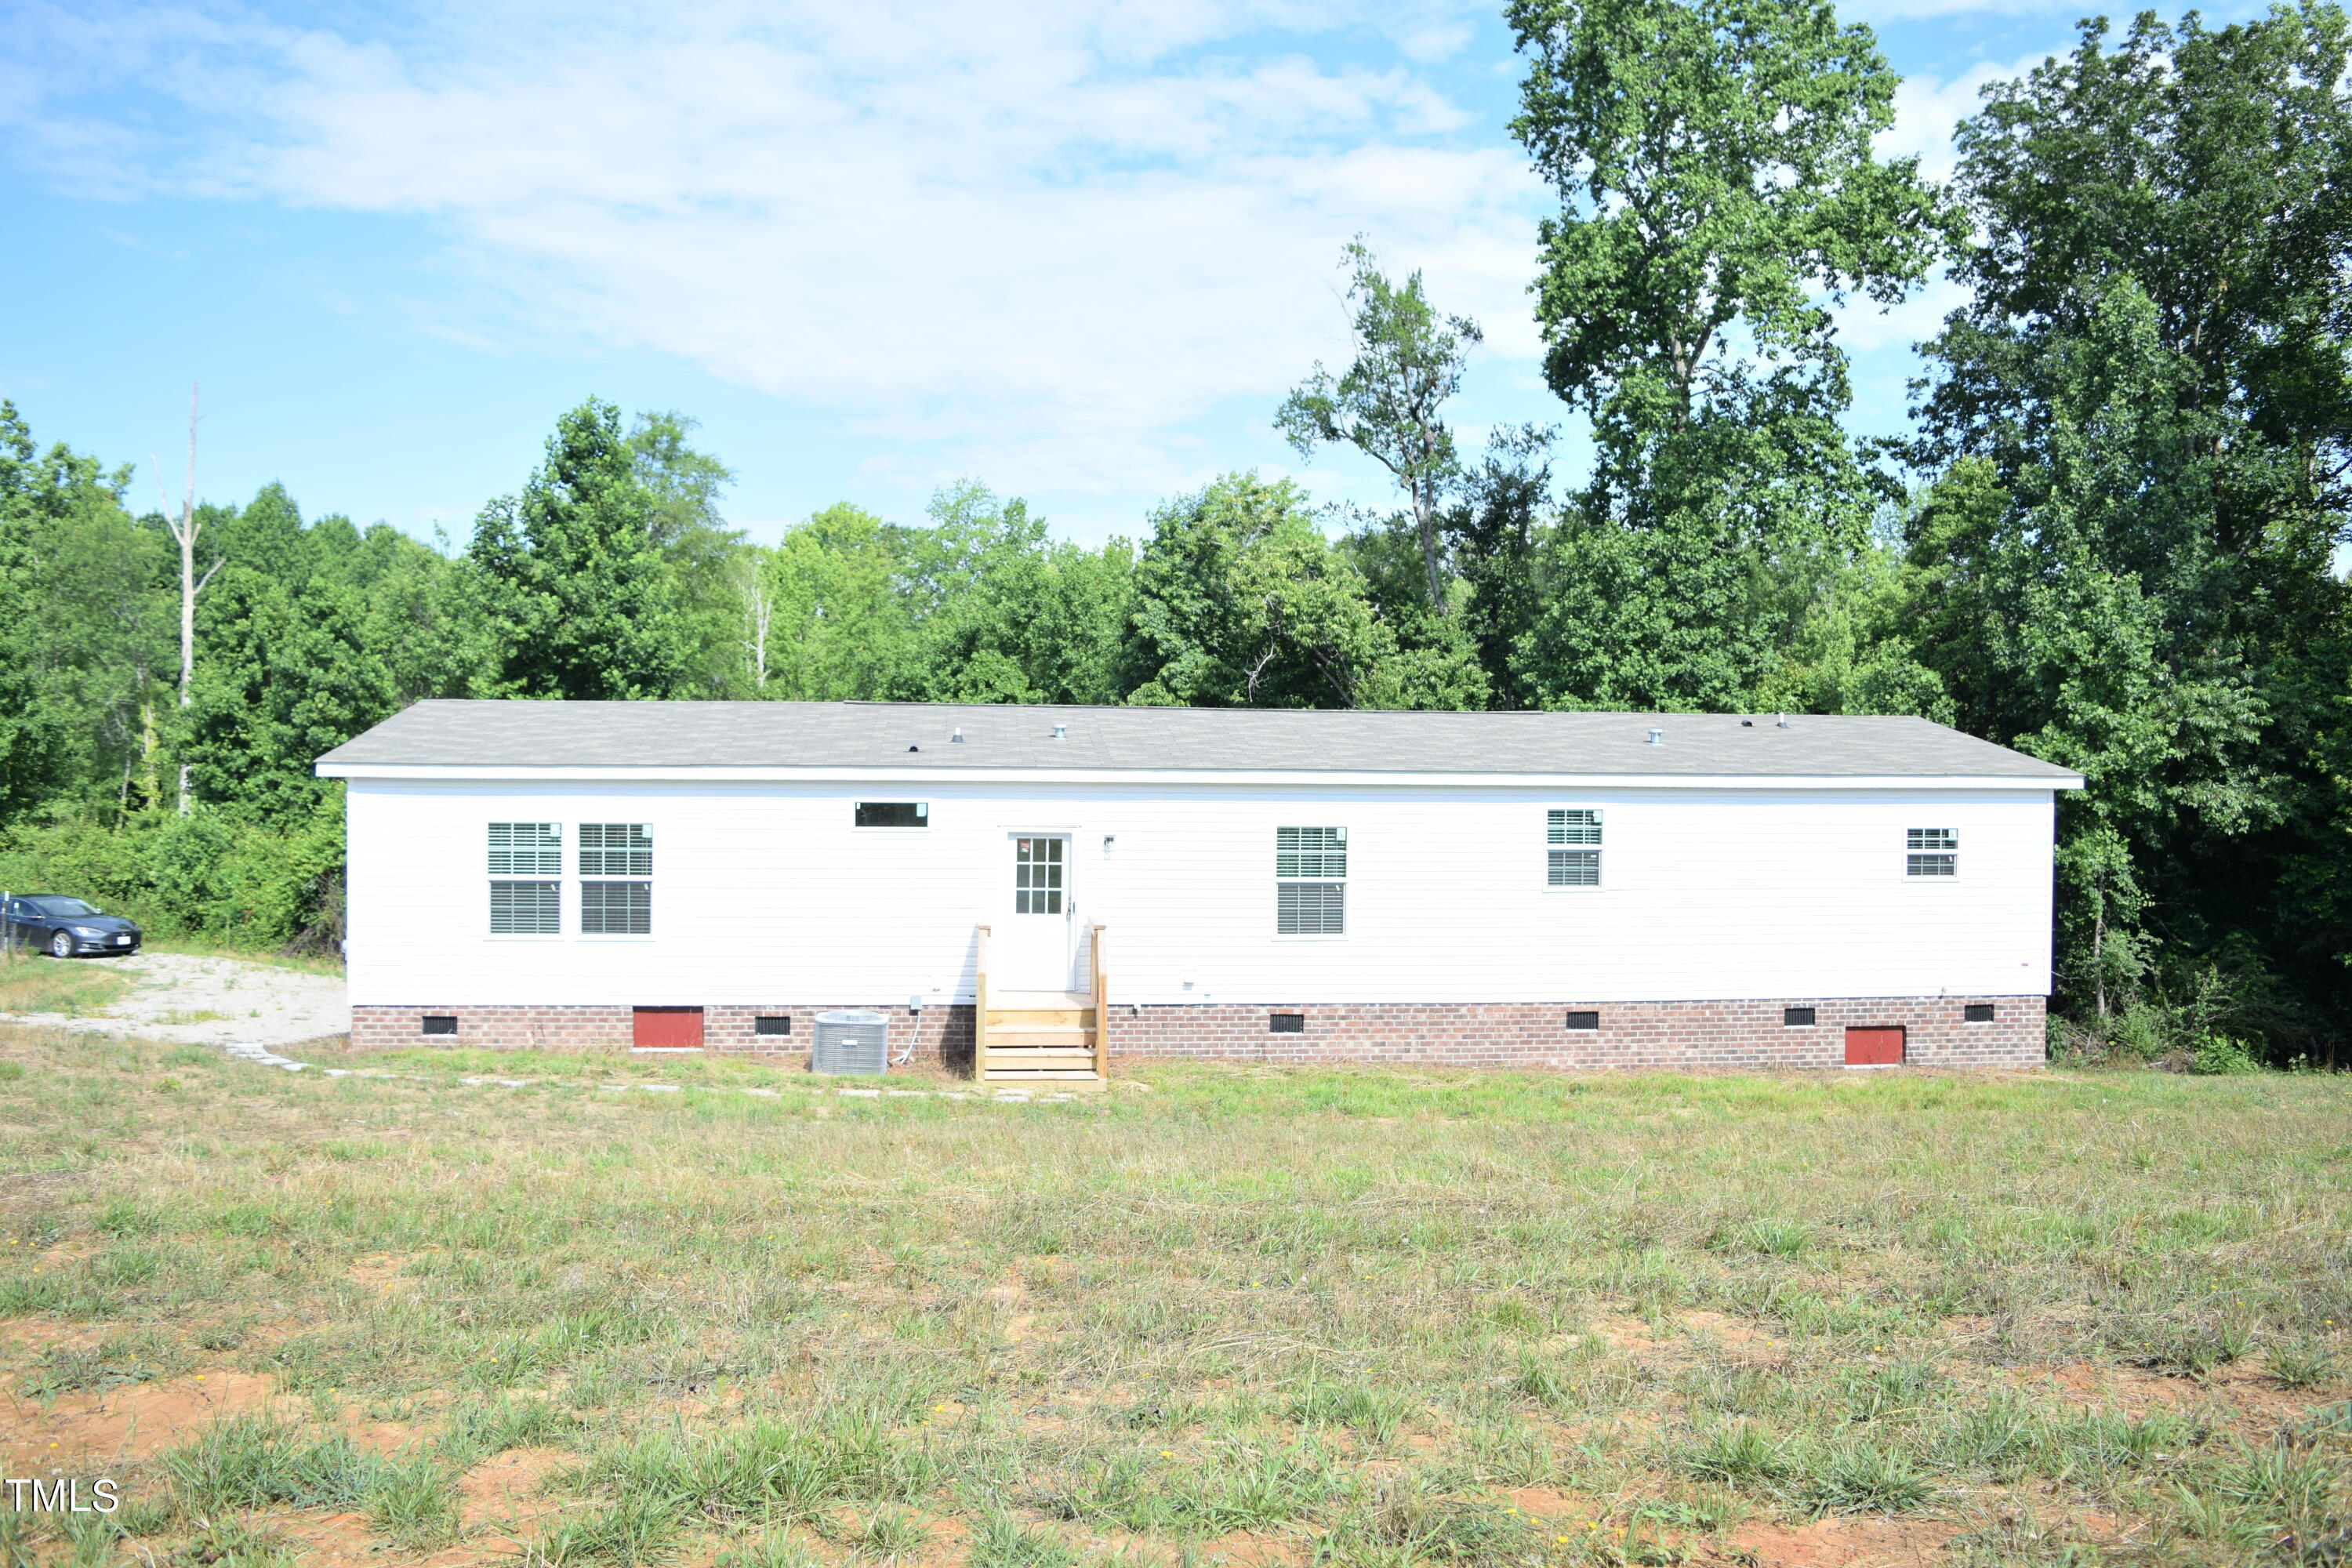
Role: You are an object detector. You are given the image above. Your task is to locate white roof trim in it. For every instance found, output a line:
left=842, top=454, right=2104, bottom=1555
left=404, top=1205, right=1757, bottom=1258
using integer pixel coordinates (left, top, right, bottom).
left=318, top=762, right=2085, bottom=791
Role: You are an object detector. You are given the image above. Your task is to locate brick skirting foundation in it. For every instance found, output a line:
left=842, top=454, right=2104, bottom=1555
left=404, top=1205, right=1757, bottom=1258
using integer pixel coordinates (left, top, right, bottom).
left=349, top=1004, right=976, bottom=1067
left=1114, top=995, right=2043, bottom=1071
left=350, top=994, right=2043, bottom=1072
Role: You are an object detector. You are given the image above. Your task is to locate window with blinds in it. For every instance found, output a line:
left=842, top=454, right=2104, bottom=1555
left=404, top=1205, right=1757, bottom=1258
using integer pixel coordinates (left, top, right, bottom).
left=580, top=879, right=652, bottom=935
left=1276, top=826, right=1347, bottom=934
left=488, top=822, right=561, bottom=875
left=1906, top=828, right=1957, bottom=878
left=581, top=822, right=653, bottom=932
left=579, top=823, right=653, bottom=875
left=1548, top=808, right=1602, bottom=886
left=491, top=880, right=561, bottom=935
left=488, top=823, right=560, bottom=933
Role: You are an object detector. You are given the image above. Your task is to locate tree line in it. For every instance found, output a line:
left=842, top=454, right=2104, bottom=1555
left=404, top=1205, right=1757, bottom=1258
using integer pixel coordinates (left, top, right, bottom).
left=2, top=0, right=2346, bottom=1060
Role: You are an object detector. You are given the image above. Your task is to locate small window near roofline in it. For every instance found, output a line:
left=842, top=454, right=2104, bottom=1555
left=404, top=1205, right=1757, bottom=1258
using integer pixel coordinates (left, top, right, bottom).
left=856, top=802, right=929, bottom=828
left=1906, top=828, right=1957, bottom=877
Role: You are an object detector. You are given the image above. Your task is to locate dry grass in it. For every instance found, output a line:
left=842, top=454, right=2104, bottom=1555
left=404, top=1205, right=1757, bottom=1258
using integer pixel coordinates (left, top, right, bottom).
left=1, top=1026, right=2346, bottom=1567
left=0, top=954, right=139, bottom=1017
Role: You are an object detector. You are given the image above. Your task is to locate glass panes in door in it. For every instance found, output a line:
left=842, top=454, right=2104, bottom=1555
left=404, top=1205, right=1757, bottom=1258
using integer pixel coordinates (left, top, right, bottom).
left=1015, top=837, right=1065, bottom=914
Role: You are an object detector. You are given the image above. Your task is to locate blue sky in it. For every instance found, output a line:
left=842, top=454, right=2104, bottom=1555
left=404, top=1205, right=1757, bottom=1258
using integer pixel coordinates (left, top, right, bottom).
left=0, top=0, right=2258, bottom=549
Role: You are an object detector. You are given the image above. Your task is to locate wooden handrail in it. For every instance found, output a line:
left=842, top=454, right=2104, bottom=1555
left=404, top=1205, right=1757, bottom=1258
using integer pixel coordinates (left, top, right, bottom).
left=1091, top=924, right=1109, bottom=1079
left=974, top=924, right=990, bottom=1081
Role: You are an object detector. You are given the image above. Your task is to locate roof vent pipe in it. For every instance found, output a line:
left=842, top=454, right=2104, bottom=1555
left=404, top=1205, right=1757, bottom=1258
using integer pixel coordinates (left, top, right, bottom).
left=1051, top=724, right=1068, bottom=740
left=1775, top=713, right=1789, bottom=728
left=951, top=728, right=964, bottom=743
left=1647, top=728, right=1664, bottom=745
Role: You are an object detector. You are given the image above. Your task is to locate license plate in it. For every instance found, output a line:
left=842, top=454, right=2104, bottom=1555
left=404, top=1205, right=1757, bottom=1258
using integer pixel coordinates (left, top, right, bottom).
left=114, top=935, right=131, bottom=946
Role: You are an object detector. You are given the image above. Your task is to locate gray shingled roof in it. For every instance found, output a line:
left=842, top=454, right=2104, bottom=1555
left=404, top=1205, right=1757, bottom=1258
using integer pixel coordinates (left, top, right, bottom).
left=315, top=701, right=2080, bottom=780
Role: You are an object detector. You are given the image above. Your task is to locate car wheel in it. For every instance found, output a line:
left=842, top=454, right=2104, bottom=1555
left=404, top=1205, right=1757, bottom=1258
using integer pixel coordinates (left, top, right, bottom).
left=48, top=930, right=72, bottom=959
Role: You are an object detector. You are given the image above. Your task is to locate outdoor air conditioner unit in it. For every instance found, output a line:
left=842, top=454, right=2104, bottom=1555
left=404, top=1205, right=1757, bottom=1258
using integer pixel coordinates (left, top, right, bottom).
left=811, top=1010, right=889, bottom=1076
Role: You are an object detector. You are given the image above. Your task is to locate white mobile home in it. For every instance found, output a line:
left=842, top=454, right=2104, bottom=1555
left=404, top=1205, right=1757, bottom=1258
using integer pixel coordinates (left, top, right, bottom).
left=316, top=701, right=2082, bottom=1079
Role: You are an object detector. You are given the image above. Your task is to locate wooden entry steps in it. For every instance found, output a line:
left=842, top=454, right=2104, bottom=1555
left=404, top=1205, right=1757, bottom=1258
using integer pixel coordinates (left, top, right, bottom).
left=974, top=925, right=1109, bottom=1087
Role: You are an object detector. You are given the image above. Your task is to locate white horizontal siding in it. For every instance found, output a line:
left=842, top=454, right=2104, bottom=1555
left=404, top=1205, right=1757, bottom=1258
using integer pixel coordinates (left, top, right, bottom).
left=344, top=781, right=2056, bottom=1008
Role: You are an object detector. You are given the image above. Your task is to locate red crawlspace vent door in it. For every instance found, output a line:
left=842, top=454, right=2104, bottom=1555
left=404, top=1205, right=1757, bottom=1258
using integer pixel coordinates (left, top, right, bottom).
left=1844, top=1025, right=1906, bottom=1065
left=633, top=1007, right=704, bottom=1049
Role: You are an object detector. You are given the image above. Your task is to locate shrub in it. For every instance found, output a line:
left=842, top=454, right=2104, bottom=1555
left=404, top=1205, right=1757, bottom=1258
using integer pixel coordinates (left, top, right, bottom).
left=2189, top=1033, right=2259, bottom=1076
left=0, top=793, right=343, bottom=949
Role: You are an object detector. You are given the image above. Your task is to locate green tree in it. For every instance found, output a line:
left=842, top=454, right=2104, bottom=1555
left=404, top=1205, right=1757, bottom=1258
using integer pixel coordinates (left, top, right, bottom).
left=471, top=400, right=690, bottom=701
left=1277, top=241, right=1481, bottom=612
left=188, top=568, right=399, bottom=822
left=1507, top=0, right=1949, bottom=708
left=1442, top=427, right=1556, bottom=710
left=1123, top=474, right=1484, bottom=710
left=0, top=405, right=169, bottom=822
left=183, top=487, right=485, bottom=822
left=1909, top=5, right=2352, bottom=1051
left=898, top=483, right=1134, bottom=705
left=627, top=411, right=747, bottom=697
left=761, top=503, right=924, bottom=701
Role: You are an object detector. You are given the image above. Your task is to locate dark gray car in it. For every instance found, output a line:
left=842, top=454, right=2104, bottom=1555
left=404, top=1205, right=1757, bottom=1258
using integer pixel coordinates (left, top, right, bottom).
left=2, top=895, right=142, bottom=958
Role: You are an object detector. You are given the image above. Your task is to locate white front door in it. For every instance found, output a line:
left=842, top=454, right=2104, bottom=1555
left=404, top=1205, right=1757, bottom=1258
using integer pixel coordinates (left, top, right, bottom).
left=998, top=835, right=1075, bottom=992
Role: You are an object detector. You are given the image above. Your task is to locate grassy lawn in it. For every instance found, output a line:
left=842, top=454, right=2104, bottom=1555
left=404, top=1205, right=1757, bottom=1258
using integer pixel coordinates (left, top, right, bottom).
left=2, top=1030, right=2347, bottom=1567
left=0, top=954, right=139, bottom=1018
left=307, top=1042, right=845, bottom=1090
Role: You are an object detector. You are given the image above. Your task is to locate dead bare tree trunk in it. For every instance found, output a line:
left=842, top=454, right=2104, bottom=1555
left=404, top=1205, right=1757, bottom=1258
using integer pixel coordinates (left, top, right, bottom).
left=739, top=552, right=772, bottom=692
left=154, top=383, right=221, bottom=815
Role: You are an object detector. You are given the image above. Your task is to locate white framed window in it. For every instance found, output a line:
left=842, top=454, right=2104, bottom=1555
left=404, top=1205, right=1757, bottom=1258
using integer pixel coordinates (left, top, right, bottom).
left=1548, top=808, right=1602, bottom=887
left=1276, top=826, right=1346, bottom=935
left=1014, top=837, right=1065, bottom=914
left=580, top=822, right=653, bottom=934
left=1906, top=828, right=1957, bottom=878
left=488, top=822, right=561, bottom=934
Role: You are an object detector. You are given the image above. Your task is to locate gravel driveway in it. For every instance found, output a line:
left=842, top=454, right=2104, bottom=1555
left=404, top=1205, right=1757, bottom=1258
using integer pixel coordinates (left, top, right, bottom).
left=0, top=951, right=347, bottom=1047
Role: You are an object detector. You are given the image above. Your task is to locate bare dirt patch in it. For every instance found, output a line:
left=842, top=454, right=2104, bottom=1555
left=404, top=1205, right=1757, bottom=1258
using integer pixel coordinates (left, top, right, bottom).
left=0, top=950, right=345, bottom=1046
left=457, top=1443, right=568, bottom=1528
left=2, top=1369, right=285, bottom=1466
left=1724, top=1515, right=1960, bottom=1566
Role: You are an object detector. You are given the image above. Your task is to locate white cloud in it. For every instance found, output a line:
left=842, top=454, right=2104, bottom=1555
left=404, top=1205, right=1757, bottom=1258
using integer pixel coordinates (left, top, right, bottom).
left=1878, top=52, right=2053, bottom=186
left=1833, top=273, right=1969, bottom=354
left=9, top=0, right=1544, bottom=501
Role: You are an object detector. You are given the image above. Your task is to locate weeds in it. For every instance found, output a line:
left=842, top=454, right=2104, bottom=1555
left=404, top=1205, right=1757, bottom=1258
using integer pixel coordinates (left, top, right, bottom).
left=439, top=1394, right=575, bottom=1463
left=838, top=1507, right=931, bottom=1562
left=365, top=1452, right=463, bottom=1547
left=562, top=1413, right=935, bottom=1526
left=524, top=1492, right=688, bottom=1566
left=1341, top=1473, right=1537, bottom=1563
left=968, top=1511, right=1077, bottom=1568
left=715, top=1534, right=826, bottom=1568
left=2271, top=1338, right=2343, bottom=1390
left=160, top=1415, right=378, bottom=1513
